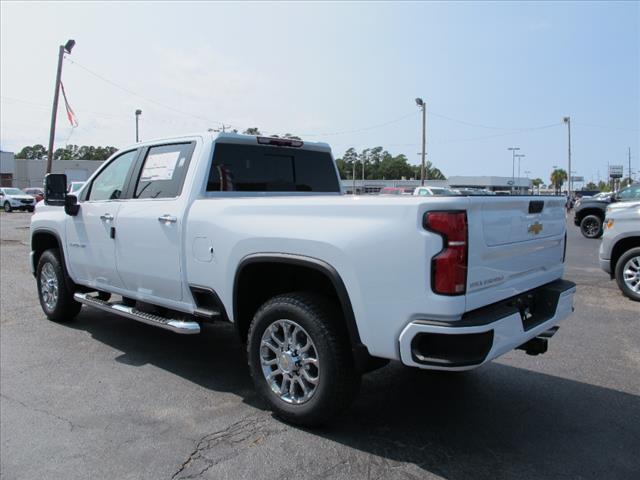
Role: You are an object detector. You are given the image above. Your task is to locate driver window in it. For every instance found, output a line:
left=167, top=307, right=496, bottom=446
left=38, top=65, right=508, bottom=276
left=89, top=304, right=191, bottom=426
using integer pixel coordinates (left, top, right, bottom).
left=88, top=150, right=137, bottom=201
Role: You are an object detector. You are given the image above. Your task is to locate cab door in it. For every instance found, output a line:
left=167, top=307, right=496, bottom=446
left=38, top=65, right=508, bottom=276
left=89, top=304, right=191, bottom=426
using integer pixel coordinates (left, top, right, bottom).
left=114, top=142, right=195, bottom=303
left=65, top=149, right=138, bottom=289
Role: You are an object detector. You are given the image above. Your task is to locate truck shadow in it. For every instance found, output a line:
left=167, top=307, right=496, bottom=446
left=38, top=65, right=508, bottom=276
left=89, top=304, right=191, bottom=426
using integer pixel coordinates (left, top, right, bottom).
left=68, top=308, right=639, bottom=479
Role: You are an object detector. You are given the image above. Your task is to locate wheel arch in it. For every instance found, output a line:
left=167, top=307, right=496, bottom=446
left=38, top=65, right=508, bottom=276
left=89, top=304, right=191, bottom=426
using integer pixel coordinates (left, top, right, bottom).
left=577, top=208, right=605, bottom=222
left=31, top=228, right=77, bottom=292
left=611, top=236, right=640, bottom=279
left=233, top=253, right=382, bottom=373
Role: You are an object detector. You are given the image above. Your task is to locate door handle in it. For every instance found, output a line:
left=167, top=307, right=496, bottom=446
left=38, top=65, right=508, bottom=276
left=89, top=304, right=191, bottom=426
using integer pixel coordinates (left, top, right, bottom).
left=158, top=214, right=177, bottom=224
left=100, top=213, right=114, bottom=221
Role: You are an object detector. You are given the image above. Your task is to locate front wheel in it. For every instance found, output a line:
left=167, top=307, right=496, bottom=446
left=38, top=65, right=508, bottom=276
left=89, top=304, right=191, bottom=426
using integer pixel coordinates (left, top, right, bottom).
left=247, top=292, right=360, bottom=427
left=3, top=202, right=12, bottom=213
left=580, top=215, right=603, bottom=238
left=37, top=249, right=82, bottom=321
left=615, top=247, right=640, bottom=302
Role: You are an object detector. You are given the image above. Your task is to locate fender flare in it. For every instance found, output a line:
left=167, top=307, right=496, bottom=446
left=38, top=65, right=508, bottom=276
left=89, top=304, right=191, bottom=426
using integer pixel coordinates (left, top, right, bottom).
left=233, top=253, right=381, bottom=372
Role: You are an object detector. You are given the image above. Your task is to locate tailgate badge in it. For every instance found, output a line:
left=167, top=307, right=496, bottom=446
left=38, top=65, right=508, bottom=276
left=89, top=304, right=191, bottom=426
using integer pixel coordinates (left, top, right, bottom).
left=528, top=221, right=543, bottom=235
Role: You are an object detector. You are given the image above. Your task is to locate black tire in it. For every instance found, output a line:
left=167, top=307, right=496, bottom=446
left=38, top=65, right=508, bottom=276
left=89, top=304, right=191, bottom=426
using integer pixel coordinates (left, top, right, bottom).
left=615, top=247, right=640, bottom=302
left=247, top=292, right=360, bottom=427
left=580, top=214, right=603, bottom=239
left=36, top=249, right=82, bottom=321
left=3, top=202, right=12, bottom=213
left=27, top=207, right=34, bottom=213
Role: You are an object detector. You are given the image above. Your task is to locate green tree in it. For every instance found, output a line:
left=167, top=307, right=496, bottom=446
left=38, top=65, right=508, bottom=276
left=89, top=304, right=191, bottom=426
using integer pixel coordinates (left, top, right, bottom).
left=531, top=178, right=544, bottom=193
left=335, top=147, right=358, bottom=179
left=584, top=182, right=597, bottom=190
left=620, top=177, right=634, bottom=188
left=243, top=127, right=261, bottom=135
left=16, top=144, right=47, bottom=159
left=282, top=133, right=302, bottom=140
left=597, top=181, right=611, bottom=192
left=550, top=168, right=568, bottom=194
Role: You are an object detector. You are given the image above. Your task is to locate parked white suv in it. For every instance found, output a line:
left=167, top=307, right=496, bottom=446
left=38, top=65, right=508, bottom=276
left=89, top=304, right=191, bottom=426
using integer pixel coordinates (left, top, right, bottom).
left=0, top=187, right=35, bottom=212
left=31, top=132, right=576, bottom=425
left=599, top=200, right=640, bottom=301
left=413, top=186, right=457, bottom=196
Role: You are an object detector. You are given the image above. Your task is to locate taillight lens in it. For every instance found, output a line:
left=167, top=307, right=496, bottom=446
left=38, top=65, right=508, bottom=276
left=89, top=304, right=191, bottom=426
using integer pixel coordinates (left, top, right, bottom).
left=424, top=211, right=468, bottom=295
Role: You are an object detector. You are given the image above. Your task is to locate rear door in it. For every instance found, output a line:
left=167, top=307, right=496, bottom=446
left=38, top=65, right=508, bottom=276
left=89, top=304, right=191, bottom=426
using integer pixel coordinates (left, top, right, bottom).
left=465, top=196, right=567, bottom=310
left=114, top=142, right=195, bottom=302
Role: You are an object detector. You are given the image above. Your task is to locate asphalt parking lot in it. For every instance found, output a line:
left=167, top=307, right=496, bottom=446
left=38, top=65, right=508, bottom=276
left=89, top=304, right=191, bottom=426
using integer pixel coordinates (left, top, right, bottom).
left=1, top=210, right=638, bottom=480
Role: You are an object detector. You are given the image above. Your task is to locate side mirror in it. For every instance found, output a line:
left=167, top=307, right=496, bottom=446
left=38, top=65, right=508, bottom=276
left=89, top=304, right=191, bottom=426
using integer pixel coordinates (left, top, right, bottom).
left=65, top=194, right=80, bottom=216
left=44, top=173, right=67, bottom=206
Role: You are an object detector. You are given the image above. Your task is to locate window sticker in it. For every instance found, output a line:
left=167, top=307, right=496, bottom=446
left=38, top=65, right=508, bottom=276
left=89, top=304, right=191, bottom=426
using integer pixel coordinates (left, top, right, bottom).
left=140, top=151, right=181, bottom=182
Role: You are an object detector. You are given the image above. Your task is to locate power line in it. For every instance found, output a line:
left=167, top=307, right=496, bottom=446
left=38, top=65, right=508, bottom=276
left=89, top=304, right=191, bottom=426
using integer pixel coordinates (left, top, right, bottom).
left=572, top=121, right=639, bottom=133
left=64, top=57, right=230, bottom=128
left=428, top=110, right=546, bottom=131
left=296, top=111, right=418, bottom=137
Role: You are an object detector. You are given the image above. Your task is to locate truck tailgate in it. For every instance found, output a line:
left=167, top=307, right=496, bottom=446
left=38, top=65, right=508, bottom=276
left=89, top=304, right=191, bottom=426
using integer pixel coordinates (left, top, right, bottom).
left=465, top=196, right=567, bottom=311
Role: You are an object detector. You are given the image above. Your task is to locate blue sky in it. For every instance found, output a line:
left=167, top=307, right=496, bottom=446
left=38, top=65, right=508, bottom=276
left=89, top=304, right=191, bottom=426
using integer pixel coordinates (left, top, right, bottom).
left=1, top=1, right=638, bottom=184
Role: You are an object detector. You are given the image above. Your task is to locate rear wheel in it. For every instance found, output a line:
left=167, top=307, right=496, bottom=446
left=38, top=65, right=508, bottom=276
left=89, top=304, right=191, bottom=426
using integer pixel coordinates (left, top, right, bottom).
left=615, top=247, right=640, bottom=302
left=3, top=202, right=11, bottom=213
left=37, top=249, right=82, bottom=321
left=247, top=292, right=360, bottom=427
left=580, top=215, right=603, bottom=238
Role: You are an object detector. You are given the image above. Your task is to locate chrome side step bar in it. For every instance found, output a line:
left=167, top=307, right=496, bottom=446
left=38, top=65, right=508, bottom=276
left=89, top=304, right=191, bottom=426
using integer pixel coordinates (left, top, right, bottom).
left=74, top=292, right=201, bottom=334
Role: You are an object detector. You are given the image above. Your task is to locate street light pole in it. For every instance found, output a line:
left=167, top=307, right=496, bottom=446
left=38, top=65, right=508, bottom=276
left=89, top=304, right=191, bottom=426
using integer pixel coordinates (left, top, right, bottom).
left=516, top=153, right=525, bottom=193
left=416, top=98, right=426, bottom=186
left=563, top=116, right=572, bottom=197
left=507, top=147, right=520, bottom=193
left=46, top=40, right=75, bottom=174
left=135, top=109, right=142, bottom=142
left=352, top=160, right=356, bottom=195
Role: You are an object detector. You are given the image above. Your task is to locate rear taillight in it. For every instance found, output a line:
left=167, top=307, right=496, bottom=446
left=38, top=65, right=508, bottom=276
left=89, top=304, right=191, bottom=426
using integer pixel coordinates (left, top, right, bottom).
left=424, top=211, right=468, bottom=295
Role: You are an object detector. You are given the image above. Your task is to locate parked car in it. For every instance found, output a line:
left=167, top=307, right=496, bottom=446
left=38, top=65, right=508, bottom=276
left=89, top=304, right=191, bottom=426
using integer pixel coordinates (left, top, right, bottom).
left=453, top=188, right=495, bottom=196
left=413, top=186, right=457, bottom=196
left=599, top=201, right=640, bottom=301
left=379, top=187, right=413, bottom=195
left=0, top=187, right=35, bottom=212
left=31, top=132, right=575, bottom=426
left=574, top=184, right=640, bottom=238
left=68, top=181, right=86, bottom=194
left=23, top=187, right=44, bottom=203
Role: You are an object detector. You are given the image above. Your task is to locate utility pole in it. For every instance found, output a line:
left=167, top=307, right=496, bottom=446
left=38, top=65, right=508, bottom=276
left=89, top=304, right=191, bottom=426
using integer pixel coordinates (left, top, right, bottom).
left=508, top=147, right=520, bottom=193
left=563, top=116, right=572, bottom=197
left=135, top=109, right=142, bottom=142
left=46, top=39, right=75, bottom=174
left=362, top=158, right=365, bottom=184
left=415, top=98, right=426, bottom=186
left=629, top=147, right=632, bottom=184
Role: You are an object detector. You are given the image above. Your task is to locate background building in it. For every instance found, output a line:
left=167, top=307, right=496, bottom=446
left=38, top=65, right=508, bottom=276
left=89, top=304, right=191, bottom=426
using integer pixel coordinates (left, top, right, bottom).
left=0, top=151, right=16, bottom=186
left=341, top=176, right=532, bottom=194
left=12, top=159, right=104, bottom=189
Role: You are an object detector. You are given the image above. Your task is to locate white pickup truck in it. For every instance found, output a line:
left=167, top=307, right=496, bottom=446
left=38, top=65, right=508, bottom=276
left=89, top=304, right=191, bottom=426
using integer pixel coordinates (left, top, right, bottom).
left=31, top=132, right=575, bottom=425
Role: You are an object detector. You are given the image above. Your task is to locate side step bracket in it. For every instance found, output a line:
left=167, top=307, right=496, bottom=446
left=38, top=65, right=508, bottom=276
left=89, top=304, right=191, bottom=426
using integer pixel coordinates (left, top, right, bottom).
left=74, top=292, right=200, bottom=334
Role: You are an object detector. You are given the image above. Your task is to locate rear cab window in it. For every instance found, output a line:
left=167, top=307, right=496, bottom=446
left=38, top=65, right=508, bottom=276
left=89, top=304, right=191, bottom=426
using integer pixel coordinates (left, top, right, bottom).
left=206, top=143, right=340, bottom=193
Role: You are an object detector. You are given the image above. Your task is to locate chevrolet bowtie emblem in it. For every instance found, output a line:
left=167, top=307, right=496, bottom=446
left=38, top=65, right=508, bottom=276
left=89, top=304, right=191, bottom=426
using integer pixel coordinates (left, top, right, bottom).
left=528, top=221, right=543, bottom=235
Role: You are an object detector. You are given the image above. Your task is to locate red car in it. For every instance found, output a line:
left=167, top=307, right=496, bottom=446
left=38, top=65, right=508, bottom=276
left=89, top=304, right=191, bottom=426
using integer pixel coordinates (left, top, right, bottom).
left=23, top=187, right=44, bottom=203
left=379, top=187, right=413, bottom=195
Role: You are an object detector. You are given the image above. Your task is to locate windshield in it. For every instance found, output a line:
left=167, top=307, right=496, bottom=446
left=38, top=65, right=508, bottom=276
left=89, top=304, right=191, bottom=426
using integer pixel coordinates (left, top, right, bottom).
left=2, top=188, right=23, bottom=195
left=70, top=183, right=84, bottom=192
